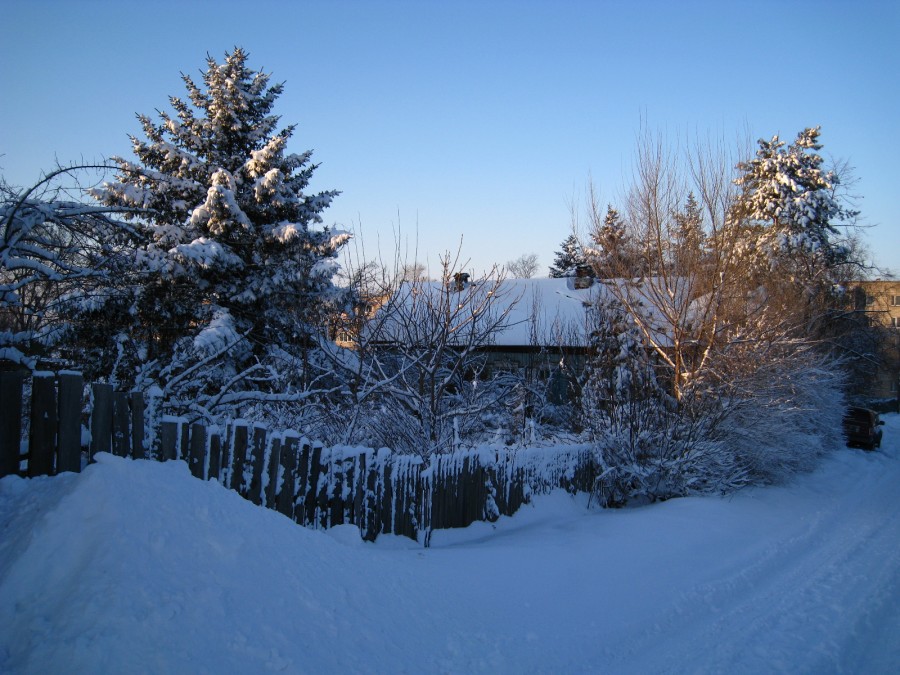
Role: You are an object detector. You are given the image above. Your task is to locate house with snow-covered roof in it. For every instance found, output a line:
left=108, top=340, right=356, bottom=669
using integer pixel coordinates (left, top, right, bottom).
left=365, top=270, right=647, bottom=403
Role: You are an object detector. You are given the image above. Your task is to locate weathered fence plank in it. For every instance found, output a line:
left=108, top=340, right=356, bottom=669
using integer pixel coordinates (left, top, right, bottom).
left=276, top=433, right=299, bottom=518
left=246, top=425, right=267, bottom=506
left=130, top=391, right=145, bottom=460
left=28, top=373, right=57, bottom=477
left=0, top=370, right=25, bottom=477
left=316, top=446, right=330, bottom=529
left=207, top=428, right=222, bottom=483
left=189, top=423, right=206, bottom=479
left=56, top=372, right=83, bottom=474
left=305, top=443, right=323, bottom=527
left=112, top=391, right=130, bottom=458
left=265, top=434, right=281, bottom=509
left=89, top=383, right=113, bottom=461
left=230, top=422, right=249, bottom=494
left=361, top=451, right=379, bottom=542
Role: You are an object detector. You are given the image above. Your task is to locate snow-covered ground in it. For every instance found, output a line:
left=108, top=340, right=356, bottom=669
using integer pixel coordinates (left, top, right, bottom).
left=2, top=416, right=899, bottom=674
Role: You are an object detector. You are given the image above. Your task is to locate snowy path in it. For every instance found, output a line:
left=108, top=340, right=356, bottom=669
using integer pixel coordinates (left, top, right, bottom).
left=605, top=430, right=900, bottom=673
left=1, top=415, right=899, bottom=673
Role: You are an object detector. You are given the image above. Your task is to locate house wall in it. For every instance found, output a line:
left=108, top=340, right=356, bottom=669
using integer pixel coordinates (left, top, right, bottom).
left=849, top=280, right=900, bottom=407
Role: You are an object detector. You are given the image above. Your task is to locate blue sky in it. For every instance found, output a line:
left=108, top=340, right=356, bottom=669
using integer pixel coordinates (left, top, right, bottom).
left=2, top=0, right=898, bottom=277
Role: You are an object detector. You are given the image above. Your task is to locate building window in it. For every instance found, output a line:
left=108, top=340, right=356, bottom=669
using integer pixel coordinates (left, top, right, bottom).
left=893, top=317, right=900, bottom=328
left=891, top=295, right=900, bottom=306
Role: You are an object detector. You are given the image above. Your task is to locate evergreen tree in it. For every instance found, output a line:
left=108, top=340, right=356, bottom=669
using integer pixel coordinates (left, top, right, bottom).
left=733, top=126, right=856, bottom=282
left=590, top=205, right=630, bottom=278
left=671, top=193, right=705, bottom=276
left=548, top=233, right=585, bottom=278
left=86, top=48, right=349, bottom=416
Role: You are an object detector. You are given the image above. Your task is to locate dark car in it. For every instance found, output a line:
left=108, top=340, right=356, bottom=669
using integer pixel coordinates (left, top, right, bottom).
left=842, top=407, right=884, bottom=450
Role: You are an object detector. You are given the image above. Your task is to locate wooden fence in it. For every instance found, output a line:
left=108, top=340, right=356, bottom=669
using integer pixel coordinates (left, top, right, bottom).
left=0, top=371, right=596, bottom=545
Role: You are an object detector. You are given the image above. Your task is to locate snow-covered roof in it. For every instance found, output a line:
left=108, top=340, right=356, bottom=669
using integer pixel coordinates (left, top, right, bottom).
left=485, top=277, right=603, bottom=347
left=371, top=276, right=609, bottom=349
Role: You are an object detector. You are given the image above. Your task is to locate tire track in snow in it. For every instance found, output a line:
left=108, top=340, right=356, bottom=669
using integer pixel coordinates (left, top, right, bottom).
left=606, top=434, right=900, bottom=673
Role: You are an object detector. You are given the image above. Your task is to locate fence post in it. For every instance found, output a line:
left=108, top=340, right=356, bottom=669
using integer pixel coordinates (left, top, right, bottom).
left=89, top=383, right=113, bottom=461
left=0, top=370, right=25, bottom=478
left=189, top=423, right=207, bottom=479
left=296, top=440, right=312, bottom=525
left=130, top=391, right=145, bottom=460
left=112, top=391, right=130, bottom=457
left=330, top=450, right=344, bottom=527
left=306, top=443, right=323, bottom=527
left=246, top=424, right=267, bottom=505
left=230, top=421, right=249, bottom=494
left=28, top=372, right=57, bottom=477
left=276, top=432, right=299, bottom=518
left=159, top=419, right=176, bottom=461
left=380, top=459, right=394, bottom=535
left=316, top=446, right=330, bottom=529
left=361, top=450, right=379, bottom=542
left=56, top=372, right=83, bottom=473
left=208, top=427, right=222, bottom=483
left=265, top=434, right=282, bottom=509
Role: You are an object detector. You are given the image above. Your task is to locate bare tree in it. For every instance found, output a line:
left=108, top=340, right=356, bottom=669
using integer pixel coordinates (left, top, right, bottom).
left=1, top=165, right=142, bottom=369
left=578, top=127, right=849, bottom=502
left=506, top=253, right=540, bottom=279
left=323, top=246, right=519, bottom=456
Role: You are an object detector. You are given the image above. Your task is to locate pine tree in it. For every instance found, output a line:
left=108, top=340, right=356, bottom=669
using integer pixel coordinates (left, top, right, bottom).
left=86, top=48, right=349, bottom=414
left=548, top=233, right=585, bottom=278
left=590, top=205, right=629, bottom=278
left=733, top=127, right=856, bottom=278
left=671, top=193, right=705, bottom=276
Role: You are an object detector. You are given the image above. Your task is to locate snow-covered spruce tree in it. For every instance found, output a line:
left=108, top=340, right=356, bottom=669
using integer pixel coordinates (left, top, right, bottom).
left=733, top=127, right=857, bottom=293
left=580, top=294, right=746, bottom=506
left=87, top=48, right=349, bottom=420
left=671, top=192, right=706, bottom=277
left=548, top=233, right=587, bottom=278
left=589, top=204, right=631, bottom=279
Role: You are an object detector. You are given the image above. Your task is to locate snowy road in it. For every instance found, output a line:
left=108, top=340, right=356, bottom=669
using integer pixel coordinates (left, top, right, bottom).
left=604, top=420, right=900, bottom=673
left=2, top=415, right=899, bottom=673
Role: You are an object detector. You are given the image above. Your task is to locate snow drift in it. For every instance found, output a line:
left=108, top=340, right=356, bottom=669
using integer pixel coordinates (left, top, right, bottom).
left=2, top=416, right=900, bottom=673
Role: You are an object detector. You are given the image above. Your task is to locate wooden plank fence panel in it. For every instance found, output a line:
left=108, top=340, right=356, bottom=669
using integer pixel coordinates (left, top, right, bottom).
left=230, top=422, right=249, bottom=494
left=344, top=454, right=357, bottom=525
left=130, top=392, right=145, bottom=460
left=28, top=373, right=57, bottom=477
left=362, top=453, right=378, bottom=542
left=159, top=418, right=178, bottom=461
left=296, top=441, right=312, bottom=526
left=112, top=391, right=130, bottom=458
left=330, top=452, right=344, bottom=527
left=380, top=460, right=393, bottom=535
left=189, top=423, right=206, bottom=479
left=265, top=435, right=281, bottom=509
left=247, top=425, right=267, bottom=506
left=208, top=429, right=222, bottom=483
left=316, top=446, right=330, bottom=529
left=89, top=383, right=113, bottom=461
left=0, top=370, right=25, bottom=477
left=3, top=373, right=604, bottom=544
left=305, top=443, right=322, bottom=528
left=276, top=433, right=298, bottom=518
left=56, top=372, right=83, bottom=474
left=353, top=451, right=367, bottom=533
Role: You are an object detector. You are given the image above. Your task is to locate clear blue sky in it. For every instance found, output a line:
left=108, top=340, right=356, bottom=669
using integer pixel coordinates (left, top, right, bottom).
left=2, top=0, right=898, bottom=277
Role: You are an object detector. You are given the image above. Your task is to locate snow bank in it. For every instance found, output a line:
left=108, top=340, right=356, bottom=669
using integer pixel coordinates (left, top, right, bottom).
left=2, top=417, right=900, bottom=673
